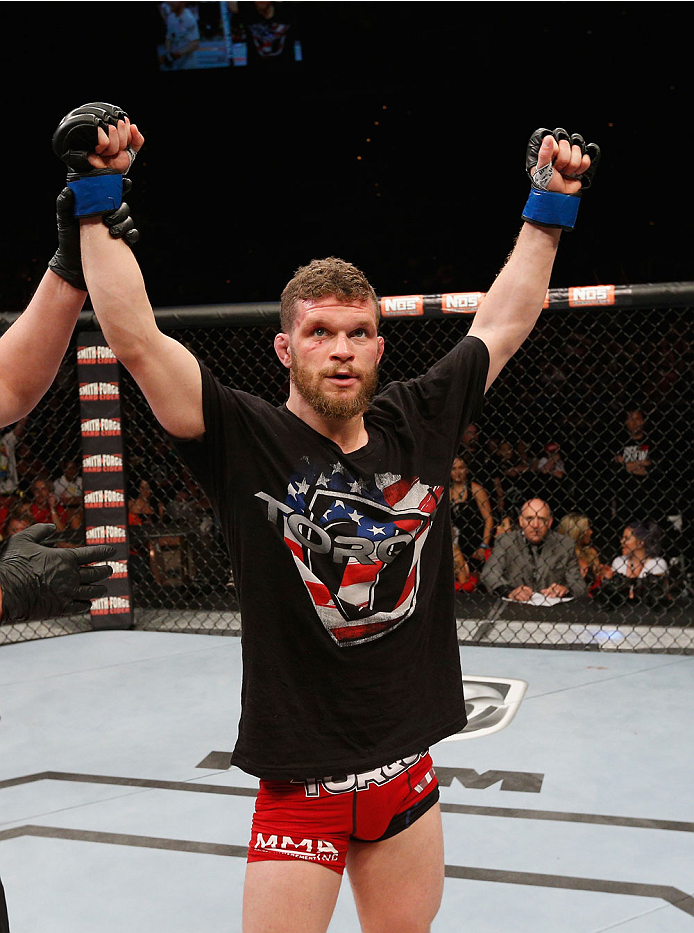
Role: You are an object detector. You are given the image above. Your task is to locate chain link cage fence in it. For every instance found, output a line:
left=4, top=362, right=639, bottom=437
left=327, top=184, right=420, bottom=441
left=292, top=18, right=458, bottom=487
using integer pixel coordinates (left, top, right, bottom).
left=1, top=284, right=692, bottom=652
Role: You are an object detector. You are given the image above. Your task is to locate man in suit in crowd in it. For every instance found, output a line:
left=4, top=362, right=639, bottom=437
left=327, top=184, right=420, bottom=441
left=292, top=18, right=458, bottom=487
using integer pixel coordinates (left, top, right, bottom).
left=481, top=498, right=585, bottom=601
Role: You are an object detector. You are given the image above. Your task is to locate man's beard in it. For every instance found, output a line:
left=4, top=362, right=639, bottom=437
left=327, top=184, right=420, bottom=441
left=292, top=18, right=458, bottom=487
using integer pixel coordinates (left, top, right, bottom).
left=290, top=360, right=379, bottom=421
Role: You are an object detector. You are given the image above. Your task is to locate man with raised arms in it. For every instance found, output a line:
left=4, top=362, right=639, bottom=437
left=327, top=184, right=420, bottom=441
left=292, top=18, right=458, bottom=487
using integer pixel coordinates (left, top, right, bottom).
left=62, top=106, right=598, bottom=932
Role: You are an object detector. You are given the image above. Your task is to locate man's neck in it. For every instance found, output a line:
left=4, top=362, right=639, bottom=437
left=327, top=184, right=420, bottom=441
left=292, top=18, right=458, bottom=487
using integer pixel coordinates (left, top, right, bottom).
left=286, top=397, right=369, bottom=454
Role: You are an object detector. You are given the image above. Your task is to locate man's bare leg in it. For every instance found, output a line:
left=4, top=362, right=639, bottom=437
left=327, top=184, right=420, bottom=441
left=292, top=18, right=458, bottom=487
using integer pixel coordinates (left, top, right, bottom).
left=242, top=860, right=342, bottom=933
left=346, top=802, right=445, bottom=933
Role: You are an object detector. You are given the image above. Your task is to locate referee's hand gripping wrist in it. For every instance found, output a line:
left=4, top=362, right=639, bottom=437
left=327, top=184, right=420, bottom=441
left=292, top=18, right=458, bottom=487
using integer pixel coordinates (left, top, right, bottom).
left=52, top=102, right=144, bottom=217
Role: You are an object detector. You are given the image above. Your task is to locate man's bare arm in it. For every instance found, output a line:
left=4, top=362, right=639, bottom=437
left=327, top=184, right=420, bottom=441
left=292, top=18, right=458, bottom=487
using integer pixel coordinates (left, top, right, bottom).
left=468, top=129, right=598, bottom=392
left=0, top=270, right=86, bottom=427
left=64, top=110, right=205, bottom=439
left=80, top=219, right=204, bottom=440
left=468, top=222, right=560, bottom=391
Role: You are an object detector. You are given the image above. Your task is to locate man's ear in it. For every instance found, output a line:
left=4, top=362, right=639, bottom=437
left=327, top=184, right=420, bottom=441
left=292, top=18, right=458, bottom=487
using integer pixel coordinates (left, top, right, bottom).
left=274, top=333, right=291, bottom=369
left=377, top=334, right=385, bottom=363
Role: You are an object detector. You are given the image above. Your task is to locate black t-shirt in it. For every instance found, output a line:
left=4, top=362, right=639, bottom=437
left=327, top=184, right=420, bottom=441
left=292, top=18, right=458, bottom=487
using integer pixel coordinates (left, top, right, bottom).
left=236, top=1, right=299, bottom=65
left=174, top=335, right=489, bottom=779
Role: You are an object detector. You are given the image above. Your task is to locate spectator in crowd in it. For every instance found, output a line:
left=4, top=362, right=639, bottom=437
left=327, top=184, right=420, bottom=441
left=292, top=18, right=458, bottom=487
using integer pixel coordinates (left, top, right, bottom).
left=9, top=499, right=35, bottom=527
left=28, top=477, right=68, bottom=533
left=460, top=422, right=481, bottom=460
left=495, top=515, right=515, bottom=538
left=459, top=423, right=496, bottom=493
left=4, top=515, right=33, bottom=537
left=449, top=455, right=493, bottom=567
left=556, top=512, right=610, bottom=592
left=128, top=478, right=165, bottom=526
left=166, top=485, right=199, bottom=527
left=598, top=520, right=669, bottom=609
left=533, top=440, right=573, bottom=515
left=126, top=479, right=164, bottom=588
left=480, top=498, right=586, bottom=602
left=612, top=407, right=663, bottom=528
left=166, top=477, right=215, bottom=532
left=515, top=437, right=535, bottom=475
left=491, top=438, right=534, bottom=518
left=53, top=458, right=83, bottom=532
left=614, top=409, right=651, bottom=474
left=606, top=521, right=667, bottom=582
left=535, top=441, right=566, bottom=481
left=13, top=442, right=47, bottom=494
left=54, top=458, right=82, bottom=506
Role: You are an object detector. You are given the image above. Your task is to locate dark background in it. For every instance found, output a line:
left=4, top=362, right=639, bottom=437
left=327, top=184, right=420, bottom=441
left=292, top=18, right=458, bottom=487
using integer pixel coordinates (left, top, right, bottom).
left=0, top=2, right=690, bottom=312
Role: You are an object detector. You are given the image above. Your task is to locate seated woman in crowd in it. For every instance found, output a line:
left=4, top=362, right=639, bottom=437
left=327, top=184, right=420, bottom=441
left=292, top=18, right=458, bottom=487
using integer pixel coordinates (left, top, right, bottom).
left=495, top=515, right=515, bottom=538
left=556, top=512, right=610, bottom=594
left=607, top=522, right=668, bottom=580
left=450, top=455, right=494, bottom=593
left=128, top=478, right=165, bottom=526
left=598, top=520, right=669, bottom=608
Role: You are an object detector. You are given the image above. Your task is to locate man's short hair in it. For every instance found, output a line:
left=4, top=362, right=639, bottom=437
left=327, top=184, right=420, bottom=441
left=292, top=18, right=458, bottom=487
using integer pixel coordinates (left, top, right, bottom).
left=280, top=257, right=379, bottom=333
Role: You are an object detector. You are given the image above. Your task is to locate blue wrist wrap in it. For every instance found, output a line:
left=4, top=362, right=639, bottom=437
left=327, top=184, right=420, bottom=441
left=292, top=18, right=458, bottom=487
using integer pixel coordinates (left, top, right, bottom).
left=68, top=174, right=123, bottom=217
left=522, top=187, right=580, bottom=231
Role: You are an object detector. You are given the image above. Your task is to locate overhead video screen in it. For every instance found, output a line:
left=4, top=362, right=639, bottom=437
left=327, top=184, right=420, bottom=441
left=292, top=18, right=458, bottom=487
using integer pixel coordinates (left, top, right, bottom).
left=156, top=2, right=303, bottom=71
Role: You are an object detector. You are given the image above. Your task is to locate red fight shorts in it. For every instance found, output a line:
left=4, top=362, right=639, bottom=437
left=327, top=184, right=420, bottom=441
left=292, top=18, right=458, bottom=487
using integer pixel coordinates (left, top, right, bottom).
left=247, top=751, right=438, bottom=875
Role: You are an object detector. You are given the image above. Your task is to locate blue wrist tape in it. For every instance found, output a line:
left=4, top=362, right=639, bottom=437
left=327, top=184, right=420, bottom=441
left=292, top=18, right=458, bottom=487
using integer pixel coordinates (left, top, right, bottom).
left=522, top=187, right=580, bottom=231
left=68, top=174, right=123, bottom=217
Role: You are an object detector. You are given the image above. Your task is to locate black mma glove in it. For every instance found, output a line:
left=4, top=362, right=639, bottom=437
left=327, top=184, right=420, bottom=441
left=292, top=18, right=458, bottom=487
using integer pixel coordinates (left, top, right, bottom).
left=522, top=127, right=601, bottom=231
left=48, top=180, right=140, bottom=290
left=52, top=102, right=137, bottom=218
left=0, top=524, right=115, bottom=624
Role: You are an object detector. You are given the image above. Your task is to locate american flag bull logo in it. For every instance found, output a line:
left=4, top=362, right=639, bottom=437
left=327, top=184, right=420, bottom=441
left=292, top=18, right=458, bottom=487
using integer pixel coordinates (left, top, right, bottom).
left=256, top=463, right=443, bottom=646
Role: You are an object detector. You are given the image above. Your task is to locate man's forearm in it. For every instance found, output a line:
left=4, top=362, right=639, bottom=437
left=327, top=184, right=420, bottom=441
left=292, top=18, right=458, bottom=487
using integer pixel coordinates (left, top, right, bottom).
left=468, top=222, right=561, bottom=389
left=0, top=270, right=86, bottom=427
left=80, top=218, right=159, bottom=364
left=80, top=217, right=205, bottom=440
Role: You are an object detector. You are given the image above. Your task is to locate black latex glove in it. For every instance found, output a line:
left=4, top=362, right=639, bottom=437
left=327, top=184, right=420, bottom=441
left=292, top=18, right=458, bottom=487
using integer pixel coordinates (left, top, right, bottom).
left=48, top=180, right=139, bottom=290
left=0, top=524, right=115, bottom=623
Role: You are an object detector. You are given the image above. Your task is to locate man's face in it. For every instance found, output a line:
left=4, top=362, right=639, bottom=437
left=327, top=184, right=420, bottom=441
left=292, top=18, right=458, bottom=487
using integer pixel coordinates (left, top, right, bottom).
left=33, top=481, right=49, bottom=502
left=277, top=297, right=384, bottom=421
left=519, top=500, right=552, bottom=544
left=462, top=424, right=478, bottom=447
left=8, top=518, right=30, bottom=535
left=626, top=410, right=645, bottom=435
